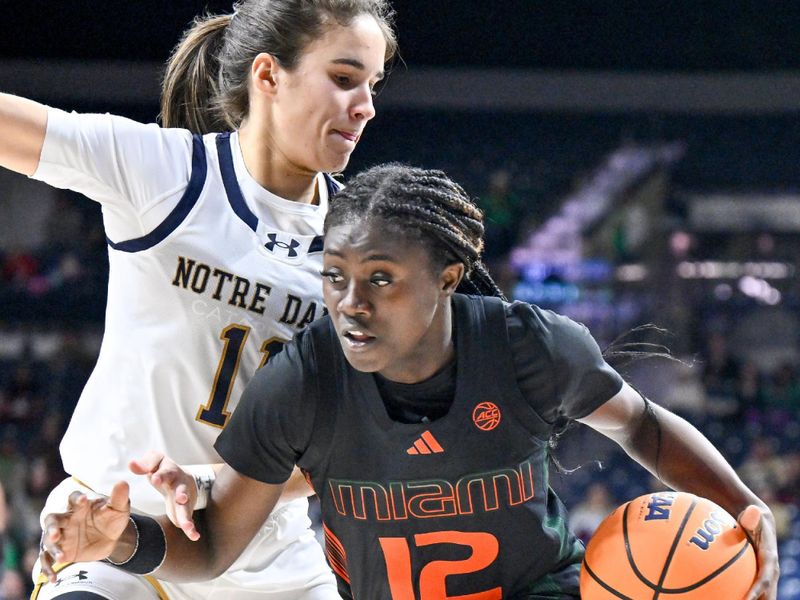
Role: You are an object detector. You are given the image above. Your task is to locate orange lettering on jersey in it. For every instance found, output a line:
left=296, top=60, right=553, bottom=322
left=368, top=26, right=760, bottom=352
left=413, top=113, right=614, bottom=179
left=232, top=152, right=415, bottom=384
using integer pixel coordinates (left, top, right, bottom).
left=380, top=537, right=415, bottom=600
left=380, top=531, right=502, bottom=600
left=328, top=459, right=536, bottom=522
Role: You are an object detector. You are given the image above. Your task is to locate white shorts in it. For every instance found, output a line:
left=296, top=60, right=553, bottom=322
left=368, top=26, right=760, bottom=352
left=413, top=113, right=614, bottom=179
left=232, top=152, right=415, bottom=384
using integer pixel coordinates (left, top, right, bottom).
left=33, top=478, right=338, bottom=600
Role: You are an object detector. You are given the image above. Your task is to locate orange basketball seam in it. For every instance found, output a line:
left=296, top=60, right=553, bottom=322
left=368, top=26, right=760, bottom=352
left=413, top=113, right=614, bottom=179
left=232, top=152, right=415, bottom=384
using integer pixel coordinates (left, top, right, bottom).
left=581, top=558, right=636, bottom=600
left=621, top=501, right=660, bottom=591
left=620, top=499, right=698, bottom=595
left=652, top=499, right=698, bottom=597
left=655, top=541, right=754, bottom=594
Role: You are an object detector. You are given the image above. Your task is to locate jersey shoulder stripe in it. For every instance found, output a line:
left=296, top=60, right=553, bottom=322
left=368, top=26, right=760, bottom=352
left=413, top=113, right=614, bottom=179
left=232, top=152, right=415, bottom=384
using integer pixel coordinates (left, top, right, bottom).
left=309, top=174, right=341, bottom=253
left=216, top=132, right=258, bottom=232
left=308, top=235, right=324, bottom=253
left=106, top=134, right=208, bottom=253
left=323, top=172, right=343, bottom=195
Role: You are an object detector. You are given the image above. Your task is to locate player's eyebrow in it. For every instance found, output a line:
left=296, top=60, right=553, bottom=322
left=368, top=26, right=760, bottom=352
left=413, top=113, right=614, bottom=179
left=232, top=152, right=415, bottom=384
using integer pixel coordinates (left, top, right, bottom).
left=324, top=249, right=397, bottom=263
left=330, top=58, right=385, bottom=81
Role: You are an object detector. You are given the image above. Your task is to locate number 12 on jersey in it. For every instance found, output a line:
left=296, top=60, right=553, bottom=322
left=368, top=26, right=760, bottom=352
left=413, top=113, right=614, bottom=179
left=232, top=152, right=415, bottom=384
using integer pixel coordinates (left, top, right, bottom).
left=380, top=531, right=501, bottom=599
left=196, top=324, right=285, bottom=428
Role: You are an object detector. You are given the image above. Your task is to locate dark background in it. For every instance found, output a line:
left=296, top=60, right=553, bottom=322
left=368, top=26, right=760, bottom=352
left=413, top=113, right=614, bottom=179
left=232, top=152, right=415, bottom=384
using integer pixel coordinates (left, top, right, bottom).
left=3, top=1, right=800, bottom=70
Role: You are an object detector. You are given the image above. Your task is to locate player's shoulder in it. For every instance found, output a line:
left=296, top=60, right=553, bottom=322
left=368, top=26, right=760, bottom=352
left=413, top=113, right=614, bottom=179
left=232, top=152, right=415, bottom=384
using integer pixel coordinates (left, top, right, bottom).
left=504, top=299, right=592, bottom=352
left=286, top=314, right=338, bottom=365
left=300, top=312, right=335, bottom=337
left=49, top=106, right=192, bottom=143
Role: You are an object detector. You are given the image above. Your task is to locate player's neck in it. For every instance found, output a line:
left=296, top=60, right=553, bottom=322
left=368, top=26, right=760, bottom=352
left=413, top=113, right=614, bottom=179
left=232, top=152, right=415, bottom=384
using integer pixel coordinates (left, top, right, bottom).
left=238, top=124, right=319, bottom=205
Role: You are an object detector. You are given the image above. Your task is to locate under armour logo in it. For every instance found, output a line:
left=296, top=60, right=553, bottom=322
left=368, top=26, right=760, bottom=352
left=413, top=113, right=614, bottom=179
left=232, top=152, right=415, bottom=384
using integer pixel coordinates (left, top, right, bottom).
left=55, top=570, right=89, bottom=586
left=265, top=233, right=301, bottom=257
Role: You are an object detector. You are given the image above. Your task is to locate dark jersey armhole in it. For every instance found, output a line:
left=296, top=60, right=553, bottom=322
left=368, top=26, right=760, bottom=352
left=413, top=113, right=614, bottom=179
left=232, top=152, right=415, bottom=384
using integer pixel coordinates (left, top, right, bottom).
left=484, top=297, right=558, bottom=434
left=107, top=134, right=207, bottom=252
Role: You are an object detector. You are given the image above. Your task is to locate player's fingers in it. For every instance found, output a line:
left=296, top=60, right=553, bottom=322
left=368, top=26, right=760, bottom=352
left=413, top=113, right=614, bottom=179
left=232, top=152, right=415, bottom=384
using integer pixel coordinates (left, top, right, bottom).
left=151, top=474, right=183, bottom=508
left=178, top=514, right=200, bottom=541
left=129, top=450, right=165, bottom=475
left=43, top=528, right=65, bottom=563
left=738, top=505, right=762, bottom=535
left=739, top=505, right=779, bottom=600
left=173, top=495, right=193, bottom=521
left=47, top=510, right=84, bottom=562
left=42, top=514, right=62, bottom=543
left=39, top=548, right=58, bottom=583
left=66, top=491, right=89, bottom=510
left=748, top=554, right=780, bottom=600
left=745, top=578, right=775, bottom=600
left=163, top=487, right=189, bottom=527
left=182, top=523, right=200, bottom=541
left=41, top=522, right=63, bottom=562
left=146, top=459, right=185, bottom=493
left=151, top=465, right=181, bottom=488
left=107, top=481, right=131, bottom=513
left=174, top=482, right=191, bottom=505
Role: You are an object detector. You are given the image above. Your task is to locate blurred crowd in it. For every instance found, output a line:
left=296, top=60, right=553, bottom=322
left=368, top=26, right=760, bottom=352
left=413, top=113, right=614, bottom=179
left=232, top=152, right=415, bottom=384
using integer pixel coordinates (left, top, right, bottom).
left=0, top=336, right=95, bottom=598
left=0, top=190, right=108, bottom=327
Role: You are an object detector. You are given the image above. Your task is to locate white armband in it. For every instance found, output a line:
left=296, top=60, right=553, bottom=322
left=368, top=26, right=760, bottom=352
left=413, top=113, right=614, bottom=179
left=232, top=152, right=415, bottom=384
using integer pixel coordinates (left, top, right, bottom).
left=181, top=464, right=216, bottom=510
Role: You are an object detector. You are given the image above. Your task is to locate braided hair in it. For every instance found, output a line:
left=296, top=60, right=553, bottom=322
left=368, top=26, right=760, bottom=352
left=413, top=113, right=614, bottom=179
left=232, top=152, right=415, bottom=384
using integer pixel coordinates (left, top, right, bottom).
left=325, top=163, right=506, bottom=299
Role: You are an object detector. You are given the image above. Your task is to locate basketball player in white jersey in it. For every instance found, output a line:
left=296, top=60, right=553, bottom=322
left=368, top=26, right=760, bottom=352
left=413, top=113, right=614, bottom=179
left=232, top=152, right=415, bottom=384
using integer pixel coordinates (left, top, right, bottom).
left=0, top=1, right=396, bottom=598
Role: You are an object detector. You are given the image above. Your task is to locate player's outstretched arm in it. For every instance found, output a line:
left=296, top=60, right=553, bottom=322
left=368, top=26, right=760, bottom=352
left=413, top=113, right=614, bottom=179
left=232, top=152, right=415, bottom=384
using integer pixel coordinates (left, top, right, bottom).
left=579, top=381, right=779, bottom=600
left=0, top=93, right=47, bottom=176
left=41, top=466, right=283, bottom=584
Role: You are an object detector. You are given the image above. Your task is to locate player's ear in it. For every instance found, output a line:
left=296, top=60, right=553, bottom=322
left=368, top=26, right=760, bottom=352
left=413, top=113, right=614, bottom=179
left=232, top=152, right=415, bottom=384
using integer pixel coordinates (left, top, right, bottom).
left=251, top=53, right=280, bottom=97
left=440, top=262, right=465, bottom=296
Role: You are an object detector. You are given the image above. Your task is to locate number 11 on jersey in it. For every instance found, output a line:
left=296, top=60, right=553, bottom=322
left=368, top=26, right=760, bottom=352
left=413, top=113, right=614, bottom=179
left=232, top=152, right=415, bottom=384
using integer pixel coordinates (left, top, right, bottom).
left=197, top=324, right=285, bottom=428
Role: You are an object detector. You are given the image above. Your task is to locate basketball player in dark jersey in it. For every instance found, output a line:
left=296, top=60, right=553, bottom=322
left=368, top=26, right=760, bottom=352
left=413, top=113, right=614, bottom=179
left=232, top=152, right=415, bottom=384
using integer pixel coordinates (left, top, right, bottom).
left=41, top=164, right=778, bottom=599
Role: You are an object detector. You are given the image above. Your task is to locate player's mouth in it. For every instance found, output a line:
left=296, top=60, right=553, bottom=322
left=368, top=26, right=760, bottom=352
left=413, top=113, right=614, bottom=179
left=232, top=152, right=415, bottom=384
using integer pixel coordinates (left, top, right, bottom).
left=333, top=129, right=360, bottom=143
left=342, top=328, right=376, bottom=351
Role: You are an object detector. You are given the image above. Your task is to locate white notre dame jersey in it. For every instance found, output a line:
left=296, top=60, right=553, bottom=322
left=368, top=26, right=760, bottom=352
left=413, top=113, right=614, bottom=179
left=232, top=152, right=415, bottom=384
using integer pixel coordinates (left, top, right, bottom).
left=33, top=109, right=338, bottom=516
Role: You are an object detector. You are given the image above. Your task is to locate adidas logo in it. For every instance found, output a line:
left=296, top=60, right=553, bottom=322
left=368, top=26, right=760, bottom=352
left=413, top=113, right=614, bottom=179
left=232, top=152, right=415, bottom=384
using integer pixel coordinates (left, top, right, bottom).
left=406, top=430, right=444, bottom=455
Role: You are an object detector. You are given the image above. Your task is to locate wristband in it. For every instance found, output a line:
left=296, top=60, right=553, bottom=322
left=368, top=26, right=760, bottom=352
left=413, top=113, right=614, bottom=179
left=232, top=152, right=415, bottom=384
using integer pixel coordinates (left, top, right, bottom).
left=182, top=464, right=216, bottom=510
left=105, top=514, right=166, bottom=575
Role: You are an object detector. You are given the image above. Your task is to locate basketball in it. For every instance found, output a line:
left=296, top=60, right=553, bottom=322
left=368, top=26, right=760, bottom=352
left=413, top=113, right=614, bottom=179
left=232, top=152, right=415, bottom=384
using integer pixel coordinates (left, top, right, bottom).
left=580, top=491, right=757, bottom=599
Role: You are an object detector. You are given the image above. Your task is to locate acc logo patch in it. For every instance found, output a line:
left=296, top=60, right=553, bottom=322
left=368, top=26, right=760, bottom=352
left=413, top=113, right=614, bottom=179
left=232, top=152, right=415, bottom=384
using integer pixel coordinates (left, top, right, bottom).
left=472, top=401, right=501, bottom=431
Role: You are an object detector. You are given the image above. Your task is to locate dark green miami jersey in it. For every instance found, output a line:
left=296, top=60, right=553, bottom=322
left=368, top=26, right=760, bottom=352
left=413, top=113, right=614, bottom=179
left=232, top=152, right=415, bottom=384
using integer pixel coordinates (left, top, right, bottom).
left=217, top=294, right=624, bottom=599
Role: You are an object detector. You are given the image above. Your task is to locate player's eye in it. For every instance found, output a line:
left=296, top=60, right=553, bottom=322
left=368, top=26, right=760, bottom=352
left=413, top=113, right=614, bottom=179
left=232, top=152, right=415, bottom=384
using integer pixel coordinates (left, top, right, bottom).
left=370, top=274, right=391, bottom=287
left=333, top=74, right=352, bottom=87
left=320, top=270, right=344, bottom=284
left=369, top=79, right=384, bottom=97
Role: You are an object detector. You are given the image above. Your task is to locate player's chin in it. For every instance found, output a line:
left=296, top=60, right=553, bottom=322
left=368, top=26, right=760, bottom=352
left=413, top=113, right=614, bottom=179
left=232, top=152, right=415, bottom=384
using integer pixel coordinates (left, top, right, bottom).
left=326, top=155, right=352, bottom=174
left=322, top=146, right=356, bottom=173
left=340, top=346, right=383, bottom=373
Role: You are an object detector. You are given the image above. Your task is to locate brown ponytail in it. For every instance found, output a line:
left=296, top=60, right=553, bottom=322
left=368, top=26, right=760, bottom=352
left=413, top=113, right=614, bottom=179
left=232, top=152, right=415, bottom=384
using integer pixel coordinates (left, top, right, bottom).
left=160, top=14, right=233, bottom=133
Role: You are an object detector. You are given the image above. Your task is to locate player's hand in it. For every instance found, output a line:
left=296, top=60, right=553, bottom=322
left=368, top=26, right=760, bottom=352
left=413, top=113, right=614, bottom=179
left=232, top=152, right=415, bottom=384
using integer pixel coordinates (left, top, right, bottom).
left=130, top=451, right=200, bottom=541
left=739, top=504, right=779, bottom=600
left=40, top=481, right=131, bottom=583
